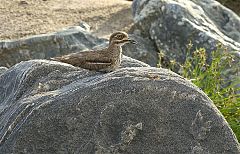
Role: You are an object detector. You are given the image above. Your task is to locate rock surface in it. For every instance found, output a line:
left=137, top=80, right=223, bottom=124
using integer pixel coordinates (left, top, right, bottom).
left=123, top=34, right=158, bottom=66
left=0, top=58, right=239, bottom=153
left=132, top=0, right=240, bottom=63
left=0, top=67, right=8, bottom=76
left=0, top=26, right=158, bottom=67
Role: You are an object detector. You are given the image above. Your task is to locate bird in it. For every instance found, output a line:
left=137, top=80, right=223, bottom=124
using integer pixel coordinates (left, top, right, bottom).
left=51, top=31, right=136, bottom=72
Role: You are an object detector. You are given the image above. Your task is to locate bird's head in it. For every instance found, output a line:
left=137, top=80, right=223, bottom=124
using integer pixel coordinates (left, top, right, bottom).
left=109, top=31, right=137, bottom=46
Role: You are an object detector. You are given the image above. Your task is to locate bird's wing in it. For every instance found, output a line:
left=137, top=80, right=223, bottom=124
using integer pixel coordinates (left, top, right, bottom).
left=51, top=50, right=112, bottom=68
left=82, top=61, right=112, bottom=71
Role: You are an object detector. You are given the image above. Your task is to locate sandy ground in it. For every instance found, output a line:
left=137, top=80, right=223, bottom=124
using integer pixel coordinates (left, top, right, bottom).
left=0, top=0, right=133, bottom=40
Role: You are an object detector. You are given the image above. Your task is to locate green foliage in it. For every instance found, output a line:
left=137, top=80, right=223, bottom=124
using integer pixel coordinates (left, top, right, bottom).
left=159, top=43, right=240, bottom=141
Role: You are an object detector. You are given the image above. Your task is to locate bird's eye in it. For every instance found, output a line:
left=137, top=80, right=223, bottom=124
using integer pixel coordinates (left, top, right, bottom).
left=116, top=35, right=123, bottom=39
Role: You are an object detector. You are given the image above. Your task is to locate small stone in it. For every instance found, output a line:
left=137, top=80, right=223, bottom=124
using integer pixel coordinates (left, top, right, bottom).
left=19, top=1, right=28, bottom=5
left=177, top=21, right=184, bottom=26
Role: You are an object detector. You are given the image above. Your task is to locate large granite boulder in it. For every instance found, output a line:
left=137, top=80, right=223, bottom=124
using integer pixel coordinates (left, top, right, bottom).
left=131, top=0, right=240, bottom=63
left=0, top=58, right=239, bottom=153
left=0, top=25, right=158, bottom=67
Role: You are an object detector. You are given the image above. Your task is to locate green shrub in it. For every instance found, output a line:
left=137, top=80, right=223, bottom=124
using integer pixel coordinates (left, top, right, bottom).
left=158, top=43, right=240, bottom=141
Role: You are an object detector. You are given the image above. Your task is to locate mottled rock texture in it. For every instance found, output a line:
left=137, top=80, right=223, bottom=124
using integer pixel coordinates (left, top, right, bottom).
left=0, top=67, right=8, bottom=76
left=0, top=59, right=239, bottom=153
left=132, top=0, right=240, bottom=63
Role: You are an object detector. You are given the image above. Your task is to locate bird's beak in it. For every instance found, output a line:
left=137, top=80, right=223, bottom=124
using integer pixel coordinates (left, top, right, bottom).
left=127, top=39, right=137, bottom=44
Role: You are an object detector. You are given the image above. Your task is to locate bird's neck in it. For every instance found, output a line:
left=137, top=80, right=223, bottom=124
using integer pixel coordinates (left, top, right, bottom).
left=107, top=43, right=122, bottom=54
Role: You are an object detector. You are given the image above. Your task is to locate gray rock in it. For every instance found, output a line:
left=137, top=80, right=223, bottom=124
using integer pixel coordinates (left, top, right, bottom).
left=0, top=67, right=8, bottom=76
left=121, top=55, right=150, bottom=67
left=0, top=26, right=106, bottom=67
left=123, top=34, right=158, bottom=66
left=193, top=0, right=240, bottom=43
left=0, top=59, right=239, bottom=153
left=79, top=21, right=91, bottom=32
left=132, top=0, right=240, bottom=63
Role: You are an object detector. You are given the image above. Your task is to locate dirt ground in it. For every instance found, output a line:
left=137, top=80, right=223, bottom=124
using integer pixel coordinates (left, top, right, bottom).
left=0, top=0, right=133, bottom=40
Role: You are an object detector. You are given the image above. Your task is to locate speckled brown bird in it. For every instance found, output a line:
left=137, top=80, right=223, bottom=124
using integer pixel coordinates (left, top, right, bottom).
left=51, top=31, right=136, bottom=72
